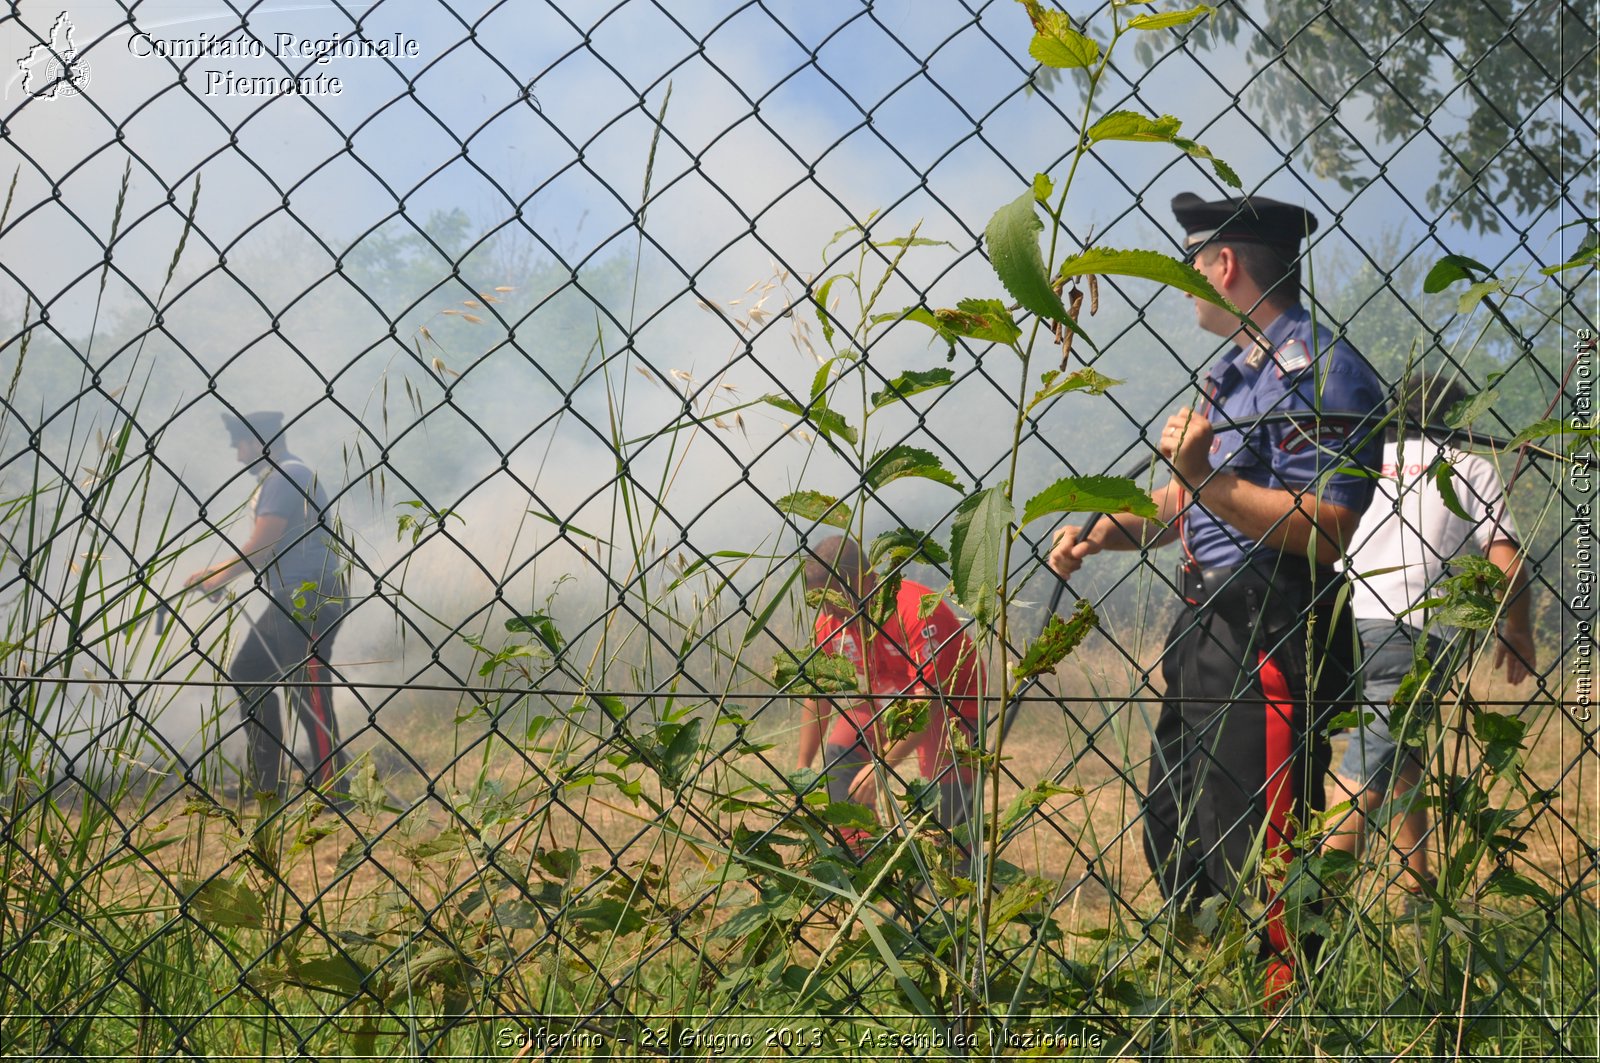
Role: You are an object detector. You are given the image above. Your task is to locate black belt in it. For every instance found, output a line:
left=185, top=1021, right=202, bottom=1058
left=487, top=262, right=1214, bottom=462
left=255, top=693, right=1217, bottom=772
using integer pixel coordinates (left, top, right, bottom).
left=1178, top=560, right=1337, bottom=628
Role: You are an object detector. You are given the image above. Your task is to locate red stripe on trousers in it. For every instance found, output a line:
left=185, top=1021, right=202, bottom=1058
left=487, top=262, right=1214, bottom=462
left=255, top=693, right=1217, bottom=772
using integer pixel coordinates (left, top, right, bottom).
left=306, top=657, right=332, bottom=785
left=1256, top=650, right=1296, bottom=961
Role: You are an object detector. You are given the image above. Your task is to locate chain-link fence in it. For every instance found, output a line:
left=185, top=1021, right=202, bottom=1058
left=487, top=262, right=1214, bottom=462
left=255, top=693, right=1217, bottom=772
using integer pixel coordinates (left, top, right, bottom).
left=1, top=1, right=1595, bottom=1059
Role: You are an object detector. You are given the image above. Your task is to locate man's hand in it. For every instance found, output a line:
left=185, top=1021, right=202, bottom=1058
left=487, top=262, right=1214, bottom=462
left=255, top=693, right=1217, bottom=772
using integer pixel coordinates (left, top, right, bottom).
left=1161, top=407, right=1214, bottom=486
left=1048, top=525, right=1102, bottom=580
left=1495, top=626, right=1536, bottom=685
left=184, top=568, right=216, bottom=595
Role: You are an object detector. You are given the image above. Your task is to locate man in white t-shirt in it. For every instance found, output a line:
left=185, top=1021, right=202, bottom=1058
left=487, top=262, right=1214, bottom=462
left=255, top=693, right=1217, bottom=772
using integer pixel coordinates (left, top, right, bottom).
left=1331, top=374, right=1535, bottom=889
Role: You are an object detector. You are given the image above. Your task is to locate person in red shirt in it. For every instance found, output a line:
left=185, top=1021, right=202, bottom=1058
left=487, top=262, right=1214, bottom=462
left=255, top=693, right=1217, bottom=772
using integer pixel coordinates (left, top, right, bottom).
left=795, top=536, right=984, bottom=834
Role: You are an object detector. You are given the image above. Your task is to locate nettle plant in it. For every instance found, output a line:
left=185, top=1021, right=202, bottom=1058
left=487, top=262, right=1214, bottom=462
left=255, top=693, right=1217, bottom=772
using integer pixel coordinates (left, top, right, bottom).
left=768, top=0, right=1240, bottom=863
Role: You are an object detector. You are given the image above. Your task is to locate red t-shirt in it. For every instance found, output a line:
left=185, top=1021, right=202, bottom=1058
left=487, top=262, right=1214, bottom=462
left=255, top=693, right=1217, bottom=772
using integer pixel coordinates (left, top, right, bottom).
left=812, top=578, right=984, bottom=780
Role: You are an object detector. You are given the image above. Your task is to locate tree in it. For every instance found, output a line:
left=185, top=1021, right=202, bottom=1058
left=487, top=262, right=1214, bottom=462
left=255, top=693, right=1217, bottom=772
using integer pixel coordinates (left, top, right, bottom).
left=1135, top=0, right=1595, bottom=235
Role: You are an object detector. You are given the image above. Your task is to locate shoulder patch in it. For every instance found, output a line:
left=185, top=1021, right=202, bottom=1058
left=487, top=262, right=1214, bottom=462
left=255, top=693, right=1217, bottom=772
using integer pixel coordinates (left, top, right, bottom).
left=1273, top=338, right=1312, bottom=376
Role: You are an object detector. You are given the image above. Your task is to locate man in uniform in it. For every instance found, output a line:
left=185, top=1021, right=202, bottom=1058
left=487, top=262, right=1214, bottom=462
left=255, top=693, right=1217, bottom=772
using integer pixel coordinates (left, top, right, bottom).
left=186, top=411, right=348, bottom=802
left=1046, top=194, right=1386, bottom=995
left=796, top=535, right=984, bottom=845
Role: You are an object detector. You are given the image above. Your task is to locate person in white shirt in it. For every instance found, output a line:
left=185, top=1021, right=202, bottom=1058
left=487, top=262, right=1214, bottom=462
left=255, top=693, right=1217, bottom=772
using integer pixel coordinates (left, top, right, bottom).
left=1330, top=373, right=1536, bottom=890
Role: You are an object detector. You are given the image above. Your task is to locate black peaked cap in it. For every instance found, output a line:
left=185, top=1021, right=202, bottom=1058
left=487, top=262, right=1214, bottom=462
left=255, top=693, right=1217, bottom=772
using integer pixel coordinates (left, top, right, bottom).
left=222, top=410, right=284, bottom=443
left=1172, top=193, right=1318, bottom=250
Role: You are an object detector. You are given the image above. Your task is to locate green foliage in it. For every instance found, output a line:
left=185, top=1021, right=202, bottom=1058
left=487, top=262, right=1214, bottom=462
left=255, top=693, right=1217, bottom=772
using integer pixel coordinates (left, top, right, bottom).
left=1055, top=246, right=1239, bottom=317
left=1020, top=475, right=1158, bottom=526
left=775, top=490, right=852, bottom=529
left=864, top=445, right=963, bottom=492
left=182, top=876, right=266, bottom=930
left=948, top=484, right=1014, bottom=624
left=1027, top=367, right=1123, bottom=411
left=888, top=300, right=1022, bottom=354
left=1176, top=2, right=1596, bottom=232
left=985, top=189, right=1093, bottom=348
left=1125, top=4, right=1214, bottom=31
left=1019, top=0, right=1100, bottom=68
left=1422, top=253, right=1494, bottom=293
left=1013, top=599, right=1097, bottom=678
left=869, top=369, right=955, bottom=409
left=1084, top=110, right=1239, bottom=187
left=770, top=651, right=862, bottom=695
left=882, top=699, right=930, bottom=745
left=761, top=394, right=858, bottom=446
left=505, top=612, right=563, bottom=655
left=868, top=527, right=950, bottom=570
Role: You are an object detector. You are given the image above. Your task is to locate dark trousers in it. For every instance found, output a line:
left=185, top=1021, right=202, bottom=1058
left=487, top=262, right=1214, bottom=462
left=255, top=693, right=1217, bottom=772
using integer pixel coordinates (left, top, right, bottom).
left=229, top=596, right=346, bottom=799
left=1143, top=567, right=1357, bottom=970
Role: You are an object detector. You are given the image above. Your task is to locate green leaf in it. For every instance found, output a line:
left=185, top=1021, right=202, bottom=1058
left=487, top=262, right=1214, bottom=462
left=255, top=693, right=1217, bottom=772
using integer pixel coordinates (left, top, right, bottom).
left=918, top=591, right=943, bottom=619
left=182, top=877, right=265, bottom=930
left=882, top=699, right=930, bottom=745
left=1169, top=137, right=1244, bottom=189
left=1126, top=4, right=1215, bottom=30
left=1481, top=866, right=1554, bottom=906
left=1055, top=246, right=1242, bottom=320
left=805, top=587, right=855, bottom=614
left=282, top=955, right=365, bottom=995
left=1027, top=367, right=1123, bottom=411
left=869, top=527, right=951, bottom=569
left=762, top=394, right=858, bottom=445
left=940, top=298, right=1023, bottom=345
left=999, top=780, right=1080, bottom=833
left=775, top=490, right=852, bottom=529
left=771, top=651, right=862, bottom=695
left=1539, top=244, right=1600, bottom=276
left=1446, top=386, right=1498, bottom=430
left=874, top=235, right=953, bottom=250
left=1505, top=417, right=1600, bottom=451
left=1430, top=459, right=1472, bottom=522
left=865, top=445, right=963, bottom=492
left=984, top=191, right=1093, bottom=349
left=570, top=898, right=646, bottom=936
left=1013, top=598, right=1096, bottom=677
left=655, top=717, right=704, bottom=790
left=1456, top=279, right=1503, bottom=313
left=810, top=359, right=833, bottom=401
left=1021, top=475, right=1158, bottom=527
left=492, top=899, right=550, bottom=930
left=884, top=300, right=1022, bottom=354
left=1506, top=416, right=1568, bottom=448
left=870, top=368, right=954, bottom=409
left=1472, top=709, right=1527, bottom=775
left=1325, top=709, right=1376, bottom=731
left=987, top=877, right=1052, bottom=939
left=818, top=800, right=878, bottom=830
left=866, top=570, right=903, bottom=630
left=1032, top=172, right=1053, bottom=203
left=742, top=563, right=804, bottom=646
left=1027, top=11, right=1100, bottom=69
left=1086, top=110, right=1183, bottom=144
left=1422, top=254, right=1493, bottom=294
left=582, top=693, right=630, bottom=722
left=505, top=613, right=564, bottom=654
left=948, top=484, right=1013, bottom=625
left=526, top=510, right=609, bottom=545
left=814, top=274, right=844, bottom=348
left=1207, top=155, right=1242, bottom=189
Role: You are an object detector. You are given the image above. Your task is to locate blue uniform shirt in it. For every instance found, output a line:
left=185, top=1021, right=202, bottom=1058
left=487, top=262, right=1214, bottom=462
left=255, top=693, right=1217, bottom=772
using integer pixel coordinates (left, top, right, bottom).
left=1181, top=303, right=1387, bottom=569
left=249, top=453, right=342, bottom=600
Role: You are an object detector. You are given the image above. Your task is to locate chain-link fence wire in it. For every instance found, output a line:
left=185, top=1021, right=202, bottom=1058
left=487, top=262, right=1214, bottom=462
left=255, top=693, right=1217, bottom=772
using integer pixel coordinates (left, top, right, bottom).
left=0, top=0, right=1594, bottom=1058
